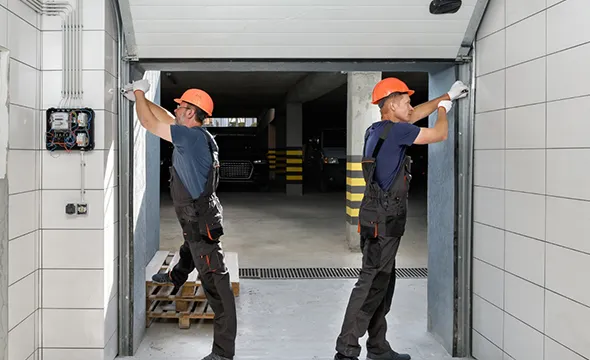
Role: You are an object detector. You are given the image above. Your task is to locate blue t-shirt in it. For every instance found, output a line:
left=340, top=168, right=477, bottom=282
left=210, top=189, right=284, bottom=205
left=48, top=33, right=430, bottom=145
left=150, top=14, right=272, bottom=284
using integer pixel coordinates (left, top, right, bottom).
left=363, top=121, right=420, bottom=191
left=170, top=125, right=213, bottom=198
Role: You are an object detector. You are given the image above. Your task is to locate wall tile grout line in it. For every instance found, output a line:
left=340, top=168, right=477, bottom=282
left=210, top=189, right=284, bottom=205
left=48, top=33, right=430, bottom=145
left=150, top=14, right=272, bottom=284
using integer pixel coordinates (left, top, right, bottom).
left=8, top=56, right=40, bottom=72
left=475, top=220, right=590, bottom=256
left=474, top=256, right=590, bottom=310
left=7, top=268, right=37, bottom=292
left=502, top=11, right=508, bottom=352
left=474, top=184, right=590, bottom=203
left=472, top=328, right=504, bottom=354
left=2, top=6, right=42, bottom=32
left=475, top=291, right=589, bottom=360
left=475, top=93, right=590, bottom=115
left=543, top=4, right=548, bottom=355
left=7, top=305, right=36, bottom=334
left=476, top=36, right=590, bottom=80
left=7, top=228, right=37, bottom=242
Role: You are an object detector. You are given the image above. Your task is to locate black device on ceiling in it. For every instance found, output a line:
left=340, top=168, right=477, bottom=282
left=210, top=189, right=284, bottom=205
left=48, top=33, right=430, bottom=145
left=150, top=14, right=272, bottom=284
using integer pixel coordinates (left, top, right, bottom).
left=429, top=0, right=462, bottom=14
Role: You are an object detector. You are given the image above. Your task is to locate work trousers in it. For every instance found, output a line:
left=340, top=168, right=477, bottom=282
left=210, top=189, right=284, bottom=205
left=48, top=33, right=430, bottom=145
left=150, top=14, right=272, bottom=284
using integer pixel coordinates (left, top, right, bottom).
left=169, top=205, right=237, bottom=360
left=336, top=234, right=402, bottom=359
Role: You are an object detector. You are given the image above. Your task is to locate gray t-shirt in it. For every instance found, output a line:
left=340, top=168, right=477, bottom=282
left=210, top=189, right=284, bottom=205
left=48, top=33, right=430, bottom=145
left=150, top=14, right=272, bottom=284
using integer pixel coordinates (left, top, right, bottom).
left=170, top=125, right=213, bottom=198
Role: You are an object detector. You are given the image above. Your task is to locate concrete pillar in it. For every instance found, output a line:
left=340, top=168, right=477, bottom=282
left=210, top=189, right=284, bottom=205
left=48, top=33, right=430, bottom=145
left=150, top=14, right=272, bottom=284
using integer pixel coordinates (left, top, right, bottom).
left=275, top=112, right=287, bottom=190
left=286, top=102, right=303, bottom=196
left=345, top=72, right=382, bottom=249
left=267, top=122, right=277, bottom=181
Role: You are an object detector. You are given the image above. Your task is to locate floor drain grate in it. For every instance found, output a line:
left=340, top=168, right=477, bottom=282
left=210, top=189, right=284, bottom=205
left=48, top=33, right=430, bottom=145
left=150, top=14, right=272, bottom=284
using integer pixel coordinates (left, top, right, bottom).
left=239, top=267, right=427, bottom=279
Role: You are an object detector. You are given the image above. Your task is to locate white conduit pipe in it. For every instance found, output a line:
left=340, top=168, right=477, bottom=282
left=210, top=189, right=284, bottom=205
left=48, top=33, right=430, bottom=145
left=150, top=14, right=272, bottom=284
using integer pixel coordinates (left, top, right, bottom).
left=76, top=0, right=83, bottom=106
left=20, top=0, right=73, bottom=16
left=20, top=0, right=82, bottom=107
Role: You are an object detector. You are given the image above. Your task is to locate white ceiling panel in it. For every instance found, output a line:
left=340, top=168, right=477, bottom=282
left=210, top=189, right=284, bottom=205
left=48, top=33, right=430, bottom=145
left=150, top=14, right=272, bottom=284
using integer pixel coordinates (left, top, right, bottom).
left=125, top=0, right=481, bottom=60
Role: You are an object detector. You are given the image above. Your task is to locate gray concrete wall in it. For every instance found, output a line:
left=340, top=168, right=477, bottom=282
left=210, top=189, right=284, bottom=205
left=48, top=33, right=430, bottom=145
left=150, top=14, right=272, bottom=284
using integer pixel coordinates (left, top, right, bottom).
left=426, top=66, right=457, bottom=354
left=286, top=102, right=303, bottom=196
left=345, top=71, right=381, bottom=250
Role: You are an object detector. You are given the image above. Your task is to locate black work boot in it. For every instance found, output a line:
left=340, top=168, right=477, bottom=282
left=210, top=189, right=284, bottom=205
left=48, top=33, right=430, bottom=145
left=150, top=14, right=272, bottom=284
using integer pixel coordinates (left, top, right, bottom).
left=151, top=272, right=173, bottom=284
left=201, top=352, right=232, bottom=360
left=367, top=349, right=411, bottom=360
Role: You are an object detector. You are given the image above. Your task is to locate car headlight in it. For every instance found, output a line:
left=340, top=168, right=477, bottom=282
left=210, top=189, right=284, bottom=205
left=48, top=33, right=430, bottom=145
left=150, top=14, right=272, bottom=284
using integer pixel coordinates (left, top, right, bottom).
left=253, top=160, right=267, bottom=164
left=324, top=157, right=339, bottom=164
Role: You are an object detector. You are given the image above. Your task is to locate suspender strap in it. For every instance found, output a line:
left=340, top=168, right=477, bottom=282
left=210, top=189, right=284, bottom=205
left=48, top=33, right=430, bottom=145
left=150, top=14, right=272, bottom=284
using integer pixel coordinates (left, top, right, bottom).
left=371, top=121, right=394, bottom=158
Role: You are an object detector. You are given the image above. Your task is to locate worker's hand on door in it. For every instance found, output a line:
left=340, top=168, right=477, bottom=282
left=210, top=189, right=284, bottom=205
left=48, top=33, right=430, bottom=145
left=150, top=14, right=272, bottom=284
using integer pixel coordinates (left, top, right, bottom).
left=121, top=83, right=136, bottom=101
left=438, top=100, right=453, bottom=113
left=132, top=79, right=150, bottom=95
left=447, top=80, right=469, bottom=101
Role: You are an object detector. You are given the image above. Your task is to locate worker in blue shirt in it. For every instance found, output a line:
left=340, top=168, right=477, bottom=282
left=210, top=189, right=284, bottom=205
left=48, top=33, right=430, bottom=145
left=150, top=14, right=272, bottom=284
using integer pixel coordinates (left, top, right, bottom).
left=334, top=77, right=469, bottom=360
left=123, top=80, right=236, bottom=360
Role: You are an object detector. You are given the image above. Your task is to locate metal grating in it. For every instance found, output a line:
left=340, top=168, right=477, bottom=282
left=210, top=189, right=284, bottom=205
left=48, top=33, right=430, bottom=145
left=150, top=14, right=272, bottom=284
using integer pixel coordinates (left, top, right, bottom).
left=220, top=161, right=253, bottom=180
left=239, top=267, right=427, bottom=280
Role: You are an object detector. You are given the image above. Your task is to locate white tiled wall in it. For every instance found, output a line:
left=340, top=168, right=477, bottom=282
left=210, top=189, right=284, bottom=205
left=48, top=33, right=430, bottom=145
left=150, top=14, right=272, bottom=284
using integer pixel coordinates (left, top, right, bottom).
left=2, top=1, right=42, bottom=359
left=2, top=0, right=119, bottom=358
left=473, top=1, right=590, bottom=359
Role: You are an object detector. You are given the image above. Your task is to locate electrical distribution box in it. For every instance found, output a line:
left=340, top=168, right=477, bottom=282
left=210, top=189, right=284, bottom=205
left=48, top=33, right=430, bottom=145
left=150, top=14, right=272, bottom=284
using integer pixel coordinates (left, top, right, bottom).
left=46, top=108, right=95, bottom=151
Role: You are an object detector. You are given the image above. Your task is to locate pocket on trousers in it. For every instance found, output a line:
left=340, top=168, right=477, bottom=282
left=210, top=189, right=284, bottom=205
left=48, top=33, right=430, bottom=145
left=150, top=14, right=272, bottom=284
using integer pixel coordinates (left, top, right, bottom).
left=198, top=197, right=224, bottom=241
left=382, top=197, right=407, bottom=237
left=199, top=247, right=228, bottom=274
left=358, top=198, right=379, bottom=238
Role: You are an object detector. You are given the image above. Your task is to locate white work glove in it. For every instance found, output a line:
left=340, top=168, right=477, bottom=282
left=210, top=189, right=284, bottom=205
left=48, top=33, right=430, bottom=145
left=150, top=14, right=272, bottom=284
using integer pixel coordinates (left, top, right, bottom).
left=447, top=80, right=469, bottom=101
left=132, top=79, right=150, bottom=94
left=438, top=100, right=453, bottom=113
left=121, top=83, right=135, bottom=101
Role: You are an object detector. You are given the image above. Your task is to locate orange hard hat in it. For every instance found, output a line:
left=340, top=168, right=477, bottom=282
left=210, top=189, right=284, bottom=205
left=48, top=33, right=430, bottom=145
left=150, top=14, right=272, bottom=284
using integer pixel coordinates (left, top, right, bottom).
left=174, top=89, right=214, bottom=116
left=371, top=77, right=415, bottom=104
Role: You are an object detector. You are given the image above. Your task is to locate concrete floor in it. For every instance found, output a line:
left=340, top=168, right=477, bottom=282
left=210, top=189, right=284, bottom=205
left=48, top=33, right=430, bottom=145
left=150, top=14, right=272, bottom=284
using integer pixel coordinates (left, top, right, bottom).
left=121, top=279, right=458, bottom=360
left=159, top=188, right=428, bottom=268
left=129, top=186, right=447, bottom=360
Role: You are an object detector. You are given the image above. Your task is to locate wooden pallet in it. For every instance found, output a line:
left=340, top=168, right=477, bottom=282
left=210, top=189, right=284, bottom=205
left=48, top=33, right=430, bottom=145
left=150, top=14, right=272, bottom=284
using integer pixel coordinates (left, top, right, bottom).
left=145, top=250, right=239, bottom=329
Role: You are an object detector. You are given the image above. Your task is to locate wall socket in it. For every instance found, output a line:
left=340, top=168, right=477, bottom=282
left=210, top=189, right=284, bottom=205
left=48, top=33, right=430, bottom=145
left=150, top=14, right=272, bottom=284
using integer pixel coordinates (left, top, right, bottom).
left=65, top=203, right=88, bottom=215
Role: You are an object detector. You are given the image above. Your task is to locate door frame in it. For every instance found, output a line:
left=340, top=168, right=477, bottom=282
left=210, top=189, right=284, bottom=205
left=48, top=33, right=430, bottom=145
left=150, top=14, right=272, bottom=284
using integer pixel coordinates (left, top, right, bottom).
left=115, top=58, right=475, bottom=357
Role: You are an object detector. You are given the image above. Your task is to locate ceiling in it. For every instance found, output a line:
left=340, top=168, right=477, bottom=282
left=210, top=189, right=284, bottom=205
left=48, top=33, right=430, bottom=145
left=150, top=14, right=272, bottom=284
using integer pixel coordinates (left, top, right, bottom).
left=124, top=0, right=482, bottom=60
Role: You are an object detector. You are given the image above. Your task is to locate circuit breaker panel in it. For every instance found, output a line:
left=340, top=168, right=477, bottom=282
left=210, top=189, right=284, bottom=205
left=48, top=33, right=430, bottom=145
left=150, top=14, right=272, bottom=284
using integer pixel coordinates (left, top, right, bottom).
left=46, top=108, right=95, bottom=151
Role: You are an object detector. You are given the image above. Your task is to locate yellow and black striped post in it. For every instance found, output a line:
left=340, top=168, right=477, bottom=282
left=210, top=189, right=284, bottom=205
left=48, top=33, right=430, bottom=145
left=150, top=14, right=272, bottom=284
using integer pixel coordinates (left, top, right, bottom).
left=275, top=149, right=286, bottom=177
left=285, top=147, right=303, bottom=184
left=267, top=149, right=277, bottom=179
left=346, top=155, right=365, bottom=226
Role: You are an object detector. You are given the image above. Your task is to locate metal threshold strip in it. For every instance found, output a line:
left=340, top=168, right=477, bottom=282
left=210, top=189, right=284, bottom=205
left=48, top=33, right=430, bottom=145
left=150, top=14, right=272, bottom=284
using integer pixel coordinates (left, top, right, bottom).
left=239, top=267, right=427, bottom=280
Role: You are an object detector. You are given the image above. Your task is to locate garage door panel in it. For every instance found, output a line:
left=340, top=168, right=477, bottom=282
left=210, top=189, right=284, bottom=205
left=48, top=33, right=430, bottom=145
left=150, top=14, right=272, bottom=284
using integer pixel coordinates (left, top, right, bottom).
left=136, top=45, right=460, bottom=59
left=135, top=32, right=466, bottom=47
left=133, top=19, right=471, bottom=35
left=129, top=0, right=477, bottom=6
left=130, top=5, right=475, bottom=21
left=127, top=0, right=480, bottom=59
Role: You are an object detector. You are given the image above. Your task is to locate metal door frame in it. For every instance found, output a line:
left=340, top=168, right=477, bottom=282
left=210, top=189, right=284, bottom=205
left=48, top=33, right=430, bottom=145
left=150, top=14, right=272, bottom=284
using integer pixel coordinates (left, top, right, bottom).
left=115, top=56, right=475, bottom=357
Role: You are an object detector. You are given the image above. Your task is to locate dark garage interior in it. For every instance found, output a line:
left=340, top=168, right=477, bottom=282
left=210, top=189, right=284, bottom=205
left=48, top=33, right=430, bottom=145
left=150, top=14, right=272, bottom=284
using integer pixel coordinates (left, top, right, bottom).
left=157, top=71, right=430, bottom=270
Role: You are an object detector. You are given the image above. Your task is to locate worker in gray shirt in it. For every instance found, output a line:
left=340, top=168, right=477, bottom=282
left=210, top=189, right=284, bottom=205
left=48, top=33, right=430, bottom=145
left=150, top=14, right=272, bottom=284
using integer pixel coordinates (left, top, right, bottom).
left=123, top=80, right=236, bottom=360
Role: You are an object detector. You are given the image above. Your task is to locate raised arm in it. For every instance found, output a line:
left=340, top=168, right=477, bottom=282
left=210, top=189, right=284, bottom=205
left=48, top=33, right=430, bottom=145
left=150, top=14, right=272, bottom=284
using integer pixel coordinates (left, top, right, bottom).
left=413, top=101, right=451, bottom=145
left=122, top=80, right=175, bottom=124
left=408, top=80, right=469, bottom=124
left=127, top=80, right=172, bottom=142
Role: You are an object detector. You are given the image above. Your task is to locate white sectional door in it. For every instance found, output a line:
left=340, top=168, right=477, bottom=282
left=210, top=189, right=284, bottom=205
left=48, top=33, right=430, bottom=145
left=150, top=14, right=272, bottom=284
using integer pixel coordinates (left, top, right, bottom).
left=127, top=0, right=480, bottom=60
